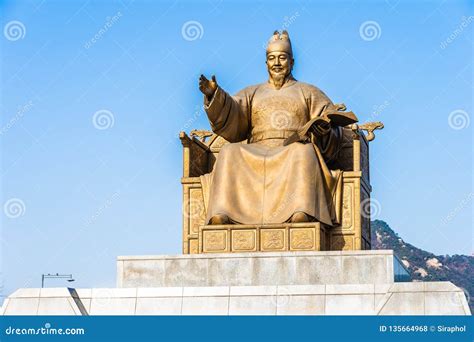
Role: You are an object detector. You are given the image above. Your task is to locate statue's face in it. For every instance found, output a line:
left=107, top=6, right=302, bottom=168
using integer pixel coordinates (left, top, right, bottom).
left=266, top=51, right=293, bottom=80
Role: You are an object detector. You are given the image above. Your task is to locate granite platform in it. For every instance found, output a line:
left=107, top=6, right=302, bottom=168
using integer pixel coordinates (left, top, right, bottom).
left=117, top=250, right=409, bottom=287
left=1, top=282, right=470, bottom=316
left=1, top=251, right=470, bottom=315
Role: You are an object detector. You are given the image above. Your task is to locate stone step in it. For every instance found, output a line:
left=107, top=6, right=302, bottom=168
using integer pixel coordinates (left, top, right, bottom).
left=1, top=282, right=470, bottom=316
left=117, top=250, right=409, bottom=288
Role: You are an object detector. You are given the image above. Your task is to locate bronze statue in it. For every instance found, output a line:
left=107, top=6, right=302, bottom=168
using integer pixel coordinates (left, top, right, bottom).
left=198, top=30, right=357, bottom=226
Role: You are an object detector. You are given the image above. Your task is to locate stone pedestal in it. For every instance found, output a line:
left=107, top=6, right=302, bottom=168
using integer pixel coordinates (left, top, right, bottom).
left=1, top=250, right=470, bottom=316
left=117, top=250, right=401, bottom=288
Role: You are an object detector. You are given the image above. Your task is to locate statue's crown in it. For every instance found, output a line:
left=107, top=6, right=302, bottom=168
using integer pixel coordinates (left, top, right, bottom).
left=266, top=30, right=293, bottom=55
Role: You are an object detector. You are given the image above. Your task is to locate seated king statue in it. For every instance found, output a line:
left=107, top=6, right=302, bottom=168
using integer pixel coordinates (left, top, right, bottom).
left=198, top=30, right=351, bottom=227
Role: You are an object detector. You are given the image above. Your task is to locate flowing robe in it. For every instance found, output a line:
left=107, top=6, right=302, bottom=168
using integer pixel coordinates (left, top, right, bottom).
left=201, top=78, right=343, bottom=226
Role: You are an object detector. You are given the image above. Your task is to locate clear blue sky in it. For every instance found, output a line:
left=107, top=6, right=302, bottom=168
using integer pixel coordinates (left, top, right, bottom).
left=1, top=0, right=472, bottom=300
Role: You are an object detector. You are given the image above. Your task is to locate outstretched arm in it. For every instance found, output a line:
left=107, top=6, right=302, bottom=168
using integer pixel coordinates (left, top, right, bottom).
left=198, top=74, right=250, bottom=143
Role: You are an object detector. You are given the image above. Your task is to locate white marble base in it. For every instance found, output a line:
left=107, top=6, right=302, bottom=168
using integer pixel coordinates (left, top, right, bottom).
left=0, top=288, right=86, bottom=316
left=2, top=251, right=470, bottom=315
left=1, top=282, right=470, bottom=315
left=117, top=250, right=403, bottom=287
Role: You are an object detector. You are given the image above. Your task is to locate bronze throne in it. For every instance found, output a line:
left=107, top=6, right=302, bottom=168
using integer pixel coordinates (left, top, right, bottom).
left=179, top=122, right=383, bottom=254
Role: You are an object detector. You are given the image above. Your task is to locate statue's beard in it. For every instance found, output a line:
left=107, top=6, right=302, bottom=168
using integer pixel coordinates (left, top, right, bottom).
left=271, top=73, right=286, bottom=88
left=269, top=71, right=291, bottom=88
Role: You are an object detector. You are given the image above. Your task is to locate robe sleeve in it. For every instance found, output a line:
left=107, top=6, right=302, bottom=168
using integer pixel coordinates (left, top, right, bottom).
left=305, top=85, right=342, bottom=162
left=204, top=86, right=251, bottom=143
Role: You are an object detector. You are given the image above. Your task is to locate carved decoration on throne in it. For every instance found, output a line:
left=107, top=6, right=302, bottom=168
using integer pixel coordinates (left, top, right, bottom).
left=190, top=129, right=213, bottom=142
left=358, top=121, right=384, bottom=142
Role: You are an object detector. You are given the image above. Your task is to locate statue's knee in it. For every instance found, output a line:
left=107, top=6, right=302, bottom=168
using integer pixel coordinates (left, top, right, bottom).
left=290, top=143, right=317, bottom=160
left=290, top=211, right=310, bottom=223
left=209, top=214, right=230, bottom=225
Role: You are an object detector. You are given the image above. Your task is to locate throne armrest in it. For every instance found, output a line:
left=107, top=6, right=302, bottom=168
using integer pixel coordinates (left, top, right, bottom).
left=179, top=131, right=212, bottom=177
left=345, top=121, right=384, bottom=187
left=350, top=121, right=384, bottom=172
left=357, top=121, right=384, bottom=142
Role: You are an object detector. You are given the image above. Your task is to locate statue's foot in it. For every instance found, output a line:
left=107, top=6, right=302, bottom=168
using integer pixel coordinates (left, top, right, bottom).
left=290, top=211, right=309, bottom=223
left=209, top=214, right=230, bottom=225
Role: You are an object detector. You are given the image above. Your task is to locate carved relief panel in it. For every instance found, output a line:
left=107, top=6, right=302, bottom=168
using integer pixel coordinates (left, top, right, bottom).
left=290, top=228, right=315, bottom=250
left=261, top=229, right=286, bottom=251
left=342, top=183, right=353, bottom=230
left=202, top=230, right=228, bottom=253
left=232, top=230, right=257, bottom=252
left=188, top=188, right=206, bottom=235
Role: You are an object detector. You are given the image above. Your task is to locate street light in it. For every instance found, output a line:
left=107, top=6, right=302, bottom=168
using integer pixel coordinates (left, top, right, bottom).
left=41, top=273, right=75, bottom=288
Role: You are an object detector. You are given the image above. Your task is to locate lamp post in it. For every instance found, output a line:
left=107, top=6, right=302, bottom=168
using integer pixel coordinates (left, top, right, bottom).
left=41, top=273, right=75, bottom=288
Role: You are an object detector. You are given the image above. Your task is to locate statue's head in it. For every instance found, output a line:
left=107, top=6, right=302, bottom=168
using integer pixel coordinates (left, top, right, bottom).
left=266, top=30, right=294, bottom=87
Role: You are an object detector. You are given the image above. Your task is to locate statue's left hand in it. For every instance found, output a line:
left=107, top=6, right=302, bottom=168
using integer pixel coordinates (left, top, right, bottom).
left=311, top=119, right=331, bottom=136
